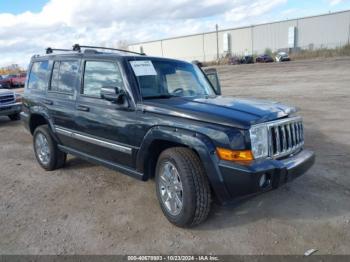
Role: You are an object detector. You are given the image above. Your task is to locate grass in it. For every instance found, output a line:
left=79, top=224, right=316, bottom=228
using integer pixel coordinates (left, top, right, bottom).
left=290, top=44, right=350, bottom=60
left=203, top=44, right=350, bottom=66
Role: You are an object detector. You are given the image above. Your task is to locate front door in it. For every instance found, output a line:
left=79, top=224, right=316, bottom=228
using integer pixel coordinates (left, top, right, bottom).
left=74, top=60, right=138, bottom=169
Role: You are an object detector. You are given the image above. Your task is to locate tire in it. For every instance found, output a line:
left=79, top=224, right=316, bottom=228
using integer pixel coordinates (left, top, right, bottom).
left=8, top=113, right=20, bottom=121
left=155, top=147, right=211, bottom=227
left=33, top=125, right=66, bottom=171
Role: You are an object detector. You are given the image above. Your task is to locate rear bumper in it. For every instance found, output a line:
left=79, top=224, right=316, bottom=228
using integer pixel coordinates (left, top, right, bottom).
left=0, top=103, right=22, bottom=116
left=215, top=149, right=315, bottom=204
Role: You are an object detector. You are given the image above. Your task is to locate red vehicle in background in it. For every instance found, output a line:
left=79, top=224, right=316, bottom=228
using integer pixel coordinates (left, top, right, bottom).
left=0, top=73, right=26, bottom=89
left=12, top=73, right=26, bottom=87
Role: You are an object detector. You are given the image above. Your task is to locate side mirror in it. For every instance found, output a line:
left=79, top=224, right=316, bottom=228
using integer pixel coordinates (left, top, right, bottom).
left=203, top=68, right=222, bottom=95
left=101, top=86, right=127, bottom=105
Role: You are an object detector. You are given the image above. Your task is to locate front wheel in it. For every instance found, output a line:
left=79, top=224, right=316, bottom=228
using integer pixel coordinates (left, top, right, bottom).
left=155, top=147, right=211, bottom=227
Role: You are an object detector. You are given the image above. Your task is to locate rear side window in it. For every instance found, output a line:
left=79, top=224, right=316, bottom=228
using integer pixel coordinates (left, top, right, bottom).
left=50, top=60, right=79, bottom=94
left=83, top=61, right=124, bottom=97
left=28, top=61, right=50, bottom=91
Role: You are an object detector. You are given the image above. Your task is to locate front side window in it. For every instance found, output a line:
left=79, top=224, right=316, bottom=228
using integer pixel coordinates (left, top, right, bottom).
left=50, top=60, right=79, bottom=94
left=129, top=59, right=215, bottom=99
left=83, top=61, right=124, bottom=97
left=28, top=61, right=50, bottom=91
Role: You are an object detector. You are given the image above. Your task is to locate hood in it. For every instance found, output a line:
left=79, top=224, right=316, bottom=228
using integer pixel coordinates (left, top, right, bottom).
left=143, top=96, right=297, bottom=129
left=0, top=89, right=14, bottom=95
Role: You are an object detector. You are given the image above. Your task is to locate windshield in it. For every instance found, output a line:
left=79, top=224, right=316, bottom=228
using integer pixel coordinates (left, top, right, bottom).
left=130, top=59, right=215, bottom=99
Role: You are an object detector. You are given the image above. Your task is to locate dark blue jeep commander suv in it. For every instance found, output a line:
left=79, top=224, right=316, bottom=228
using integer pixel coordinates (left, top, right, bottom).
left=21, top=45, right=315, bottom=227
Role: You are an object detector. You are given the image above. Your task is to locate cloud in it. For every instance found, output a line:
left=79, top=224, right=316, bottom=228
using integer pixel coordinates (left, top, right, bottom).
left=328, top=0, right=344, bottom=6
left=224, top=0, right=287, bottom=22
left=0, top=0, right=287, bottom=67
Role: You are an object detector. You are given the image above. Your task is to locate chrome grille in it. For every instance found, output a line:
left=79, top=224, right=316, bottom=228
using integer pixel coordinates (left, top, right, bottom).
left=268, top=117, right=304, bottom=158
left=0, top=94, right=15, bottom=105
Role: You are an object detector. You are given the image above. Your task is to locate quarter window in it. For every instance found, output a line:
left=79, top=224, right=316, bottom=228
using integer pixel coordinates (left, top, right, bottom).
left=28, top=61, right=50, bottom=91
left=50, top=61, right=79, bottom=94
left=83, top=61, right=124, bottom=97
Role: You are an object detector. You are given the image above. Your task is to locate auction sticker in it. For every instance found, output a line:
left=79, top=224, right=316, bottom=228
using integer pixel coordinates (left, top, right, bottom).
left=130, top=60, right=157, bottom=76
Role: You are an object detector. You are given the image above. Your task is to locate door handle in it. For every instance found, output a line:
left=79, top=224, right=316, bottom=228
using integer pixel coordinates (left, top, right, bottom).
left=43, top=99, right=53, bottom=105
left=76, top=105, right=90, bottom=112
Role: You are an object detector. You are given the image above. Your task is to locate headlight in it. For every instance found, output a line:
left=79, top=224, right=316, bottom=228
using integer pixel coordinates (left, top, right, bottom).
left=249, top=124, right=269, bottom=159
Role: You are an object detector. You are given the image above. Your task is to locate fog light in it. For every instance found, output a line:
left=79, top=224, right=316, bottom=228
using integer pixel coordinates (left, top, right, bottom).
left=259, top=174, right=267, bottom=188
left=259, top=173, right=271, bottom=188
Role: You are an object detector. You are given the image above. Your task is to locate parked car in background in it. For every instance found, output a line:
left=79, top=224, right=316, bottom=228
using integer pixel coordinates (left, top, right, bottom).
left=0, top=75, right=13, bottom=89
left=0, top=89, right=22, bottom=120
left=240, top=55, right=254, bottom=64
left=228, top=56, right=241, bottom=65
left=275, top=52, right=291, bottom=62
left=256, top=54, right=274, bottom=63
left=0, top=73, right=26, bottom=89
left=0, top=74, right=17, bottom=89
left=13, top=73, right=27, bottom=87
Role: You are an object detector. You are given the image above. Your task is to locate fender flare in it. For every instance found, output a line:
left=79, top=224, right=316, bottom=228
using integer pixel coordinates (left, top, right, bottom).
left=136, top=125, right=231, bottom=202
left=28, top=107, right=59, bottom=141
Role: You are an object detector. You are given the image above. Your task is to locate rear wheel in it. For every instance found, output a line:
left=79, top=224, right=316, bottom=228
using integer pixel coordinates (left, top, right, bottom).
left=8, top=113, right=20, bottom=121
left=33, top=125, right=66, bottom=171
left=155, top=147, right=211, bottom=227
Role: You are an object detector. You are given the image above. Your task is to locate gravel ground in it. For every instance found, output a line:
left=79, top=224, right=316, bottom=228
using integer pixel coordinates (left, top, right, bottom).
left=0, top=57, right=349, bottom=255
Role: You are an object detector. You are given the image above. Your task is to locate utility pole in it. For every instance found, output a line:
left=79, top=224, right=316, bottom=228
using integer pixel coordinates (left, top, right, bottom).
left=251, top=25, right=254, bottom=56
left=348, top=20, right=350, bottom=46
left=216, top=24, right=219, bottom=60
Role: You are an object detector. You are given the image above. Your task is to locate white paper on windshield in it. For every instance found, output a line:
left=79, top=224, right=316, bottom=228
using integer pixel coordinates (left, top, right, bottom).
left=130, top=60, right=157, bottom=76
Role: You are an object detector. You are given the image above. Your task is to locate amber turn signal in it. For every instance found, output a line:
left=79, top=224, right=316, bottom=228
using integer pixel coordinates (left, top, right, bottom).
left=216, top=148, right=254, bottom=162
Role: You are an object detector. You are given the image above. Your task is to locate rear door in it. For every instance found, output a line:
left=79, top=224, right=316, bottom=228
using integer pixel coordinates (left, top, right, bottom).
left=45, top=59, right=80, bottom=147
left=23, top=60, right=51, bottom=121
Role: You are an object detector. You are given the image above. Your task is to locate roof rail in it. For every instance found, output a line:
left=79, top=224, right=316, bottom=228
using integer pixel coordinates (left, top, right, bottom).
left=72, top=44, right=146, bottom=56
left=46, top=47, right=77, bottom=54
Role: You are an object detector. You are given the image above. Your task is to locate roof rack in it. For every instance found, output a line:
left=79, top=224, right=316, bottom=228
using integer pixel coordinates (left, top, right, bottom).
left=72, top=44, right=146, bottom=56
left=46, top=47, right=77, bottom=54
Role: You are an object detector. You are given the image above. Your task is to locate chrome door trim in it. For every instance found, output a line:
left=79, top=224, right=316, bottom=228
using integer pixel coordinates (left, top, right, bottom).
left=55, top=126, right=132, bottom=154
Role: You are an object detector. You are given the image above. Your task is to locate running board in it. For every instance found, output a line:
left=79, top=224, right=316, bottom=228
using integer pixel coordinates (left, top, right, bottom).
left=58, top=145, right=145, bottom=181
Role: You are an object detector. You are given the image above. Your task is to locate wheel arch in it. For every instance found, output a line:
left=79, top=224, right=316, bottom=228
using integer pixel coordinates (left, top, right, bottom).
left=29, top=112, right=54, bottom=135
left=136, top=126, right=232, bottom=203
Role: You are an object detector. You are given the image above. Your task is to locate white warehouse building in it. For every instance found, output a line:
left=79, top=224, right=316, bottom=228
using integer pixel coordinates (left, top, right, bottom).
left=128, top=10, right=350, bottom=62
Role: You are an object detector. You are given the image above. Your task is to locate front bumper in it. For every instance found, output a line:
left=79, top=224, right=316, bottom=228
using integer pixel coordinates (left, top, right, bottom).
left=0, top=103, right=22, bottom=116
left=217, top=149, right=315, bottom=204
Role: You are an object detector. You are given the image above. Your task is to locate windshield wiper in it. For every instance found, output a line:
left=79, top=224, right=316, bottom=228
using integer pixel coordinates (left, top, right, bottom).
left=143, top=94, right=175, bottom=99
